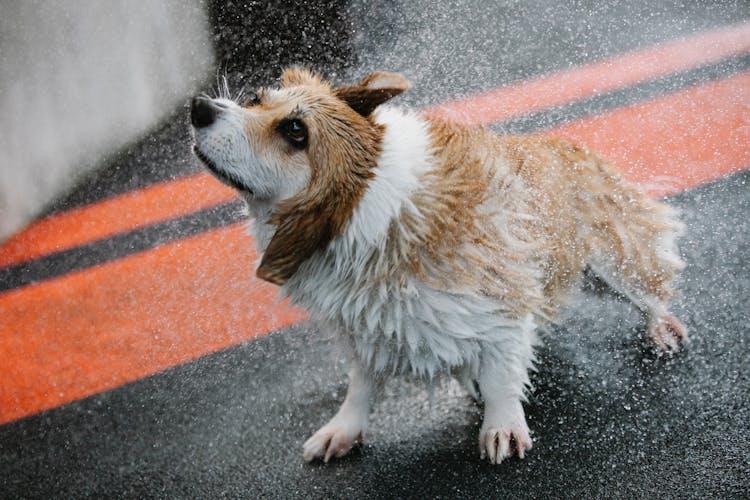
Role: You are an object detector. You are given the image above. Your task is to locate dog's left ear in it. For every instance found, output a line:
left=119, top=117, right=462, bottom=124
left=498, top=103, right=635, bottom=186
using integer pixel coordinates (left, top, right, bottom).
left=335, top=72, right=410, bottom=117
left=256, top=200, right=337, bottom=286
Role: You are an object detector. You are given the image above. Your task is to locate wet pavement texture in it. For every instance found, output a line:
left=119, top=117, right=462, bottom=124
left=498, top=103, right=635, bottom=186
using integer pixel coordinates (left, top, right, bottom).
left=1, top=0, right=749, bottom=498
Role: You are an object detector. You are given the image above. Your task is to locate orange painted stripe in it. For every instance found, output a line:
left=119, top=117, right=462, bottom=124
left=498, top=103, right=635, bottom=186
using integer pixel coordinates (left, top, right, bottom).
left=0, top=173, right=237, bottom=268
left=550, top=71, right=750, bottom=197
left=427, top=20, right=750, bottom=125
left=0, top=223, right=307, bottom=424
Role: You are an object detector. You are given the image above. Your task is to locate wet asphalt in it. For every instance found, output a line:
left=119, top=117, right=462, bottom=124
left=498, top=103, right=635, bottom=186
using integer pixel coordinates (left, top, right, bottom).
left=1, top=1, right=749, bottom=498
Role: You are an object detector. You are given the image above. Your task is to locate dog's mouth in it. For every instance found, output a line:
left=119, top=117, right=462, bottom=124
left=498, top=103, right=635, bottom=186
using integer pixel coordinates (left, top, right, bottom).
left=193, top=145, right=254, bottom=195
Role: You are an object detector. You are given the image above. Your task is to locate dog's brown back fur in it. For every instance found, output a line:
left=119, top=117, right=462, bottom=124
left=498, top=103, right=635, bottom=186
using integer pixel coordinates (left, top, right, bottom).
left=415, top=120, right=683, bottom=319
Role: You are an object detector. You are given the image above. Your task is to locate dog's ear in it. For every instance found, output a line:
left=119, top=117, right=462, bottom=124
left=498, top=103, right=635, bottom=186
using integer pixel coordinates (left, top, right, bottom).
left=280, top=66, right=324, bottom=88
left=255, top=198, right=336, bottom=286
left=256, top=173, right=367, bottom=286
left=335, top=71, right=410, bottom=117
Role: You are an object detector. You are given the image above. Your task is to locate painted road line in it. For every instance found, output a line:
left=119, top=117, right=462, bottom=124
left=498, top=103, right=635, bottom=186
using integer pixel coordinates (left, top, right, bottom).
left=0, top=201, right=246, bottom=293
left=1, top=70, right=748, bottom=424
left=0, top=173, right=237, bottom=268
left=550, top=71, right=750, bottom=198
left=428, top=20, right=750, bottom=125
left=499, top=53, right=750, bottom=135
left=0, top=223, right=306, bottom=424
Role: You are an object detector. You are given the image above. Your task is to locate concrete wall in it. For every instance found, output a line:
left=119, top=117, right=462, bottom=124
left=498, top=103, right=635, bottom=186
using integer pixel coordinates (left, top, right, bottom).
left=0, top=0, right=214, bottom=240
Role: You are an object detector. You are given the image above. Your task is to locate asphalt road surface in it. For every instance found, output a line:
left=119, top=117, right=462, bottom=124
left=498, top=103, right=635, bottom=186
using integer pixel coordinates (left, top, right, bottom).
left=1, top=1, right=749, bottom=498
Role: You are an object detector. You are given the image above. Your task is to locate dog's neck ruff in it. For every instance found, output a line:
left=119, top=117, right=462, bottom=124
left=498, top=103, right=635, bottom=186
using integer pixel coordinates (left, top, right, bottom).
left=248, top=105, right=430, bottom=275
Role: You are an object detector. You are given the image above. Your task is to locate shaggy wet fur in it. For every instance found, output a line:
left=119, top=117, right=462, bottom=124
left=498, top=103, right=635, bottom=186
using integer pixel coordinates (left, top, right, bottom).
left=191, top=68, right=687, bottom=465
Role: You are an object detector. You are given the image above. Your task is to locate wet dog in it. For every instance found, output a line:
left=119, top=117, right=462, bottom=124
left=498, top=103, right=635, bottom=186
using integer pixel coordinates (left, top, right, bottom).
left=190, top=67, right=687, bottom=464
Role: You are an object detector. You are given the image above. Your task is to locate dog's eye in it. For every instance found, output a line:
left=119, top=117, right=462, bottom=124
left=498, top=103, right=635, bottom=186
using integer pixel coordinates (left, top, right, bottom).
left=243, top=91, right=261, bottom=107
left=278, top=118, right=308, bottom=149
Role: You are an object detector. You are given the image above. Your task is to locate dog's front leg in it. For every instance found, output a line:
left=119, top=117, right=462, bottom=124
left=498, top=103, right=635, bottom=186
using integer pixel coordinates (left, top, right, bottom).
left=303, top=357, right=376, bottom=462
left=477, top=321, right=536, bottom=465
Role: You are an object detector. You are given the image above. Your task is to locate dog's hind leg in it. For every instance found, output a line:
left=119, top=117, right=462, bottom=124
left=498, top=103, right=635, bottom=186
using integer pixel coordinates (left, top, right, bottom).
left=585, top=198, right=688, bottom=353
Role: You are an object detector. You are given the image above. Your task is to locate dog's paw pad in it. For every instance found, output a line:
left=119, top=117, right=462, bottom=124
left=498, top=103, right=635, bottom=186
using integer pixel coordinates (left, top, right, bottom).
left=302, top=423, right=362, bottom=463
left=647, top=313, right=688, bottom=354
left=479, top=425, right=532, bottom=465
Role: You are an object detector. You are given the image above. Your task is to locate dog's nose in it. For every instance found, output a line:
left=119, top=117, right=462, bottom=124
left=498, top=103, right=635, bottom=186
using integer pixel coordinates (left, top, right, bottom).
left=191, top=96, right=218, bottom=128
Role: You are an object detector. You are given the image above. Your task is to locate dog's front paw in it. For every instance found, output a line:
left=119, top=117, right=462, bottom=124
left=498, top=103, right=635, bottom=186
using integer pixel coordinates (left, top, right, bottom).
left=479, top=415, right=532, bottom=465
left=303, top=418, right=365, bottom=463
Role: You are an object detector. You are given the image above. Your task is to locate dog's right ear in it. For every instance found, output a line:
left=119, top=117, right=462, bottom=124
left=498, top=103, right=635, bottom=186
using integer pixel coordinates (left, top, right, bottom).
left=335, top=71, right=410, bottom=117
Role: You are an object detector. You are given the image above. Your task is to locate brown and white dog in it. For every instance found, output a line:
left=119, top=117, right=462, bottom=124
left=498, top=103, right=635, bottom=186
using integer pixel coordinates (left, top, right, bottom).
left=190, top=67, right=687, bottom=465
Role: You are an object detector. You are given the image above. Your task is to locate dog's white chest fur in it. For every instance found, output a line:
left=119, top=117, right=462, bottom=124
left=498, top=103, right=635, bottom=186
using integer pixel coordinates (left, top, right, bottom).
left=287, top=254, right=535, bottom=378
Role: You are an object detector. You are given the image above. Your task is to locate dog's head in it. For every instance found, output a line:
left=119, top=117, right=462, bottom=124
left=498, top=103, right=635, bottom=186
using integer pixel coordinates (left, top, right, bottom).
left=191, top=67, right=410, bottom=285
